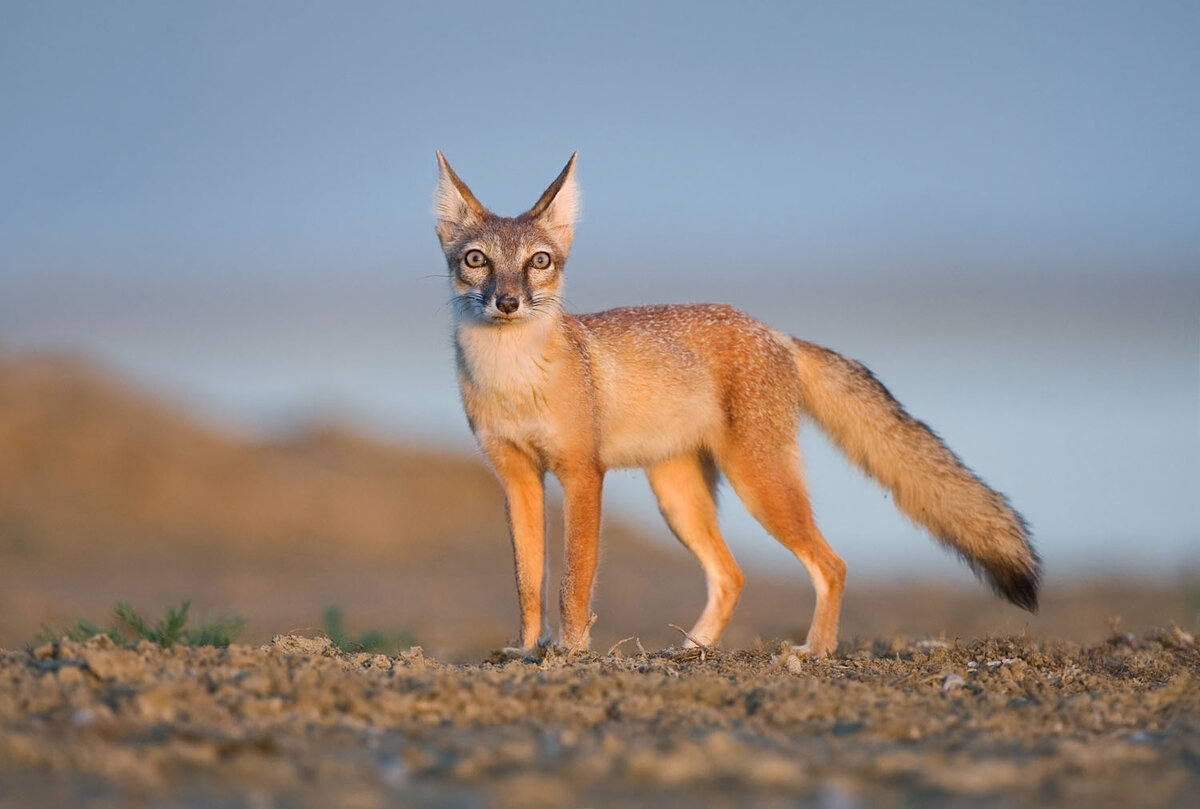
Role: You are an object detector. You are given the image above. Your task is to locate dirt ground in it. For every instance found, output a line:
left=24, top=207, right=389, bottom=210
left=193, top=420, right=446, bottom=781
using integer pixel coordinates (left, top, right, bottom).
left=2, top=629, right=1198, bottom=809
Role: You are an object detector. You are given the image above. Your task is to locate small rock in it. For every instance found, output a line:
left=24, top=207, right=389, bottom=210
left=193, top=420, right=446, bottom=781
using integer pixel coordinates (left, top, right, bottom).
left=261, top=634, right=334, bottom=657
left=396, top=646, right=425, bottom=672
left=87, top=634, right=116, bottom=650
left=82, top=648, right=141, bottom=681
left=943, top=673, right=966, bottom=692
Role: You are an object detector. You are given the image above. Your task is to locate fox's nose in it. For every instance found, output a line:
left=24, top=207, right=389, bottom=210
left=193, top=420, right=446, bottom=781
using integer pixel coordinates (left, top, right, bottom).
left=495, top=295, right=520, bottom=314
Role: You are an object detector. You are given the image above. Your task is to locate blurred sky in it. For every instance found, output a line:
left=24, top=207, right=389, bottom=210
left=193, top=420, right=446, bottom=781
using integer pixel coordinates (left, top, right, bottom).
left=1, top=2, right=1197, bottom=581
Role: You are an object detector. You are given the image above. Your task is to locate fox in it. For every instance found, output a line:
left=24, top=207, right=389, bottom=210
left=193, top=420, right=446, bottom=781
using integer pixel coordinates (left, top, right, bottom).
left=433, top=152, right=1040, bottom=657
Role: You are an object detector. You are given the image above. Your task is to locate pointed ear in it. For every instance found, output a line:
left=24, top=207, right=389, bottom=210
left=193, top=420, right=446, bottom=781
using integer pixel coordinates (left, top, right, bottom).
left=524, top=153, right=579, bottom=246
left=434, top=151, right=486, bottom=246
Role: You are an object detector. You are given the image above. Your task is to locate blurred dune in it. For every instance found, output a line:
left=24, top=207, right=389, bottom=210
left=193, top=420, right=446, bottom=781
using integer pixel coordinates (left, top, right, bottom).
left=0, top=351, right=502, bottom=558
left=1, top=349, right=1195, bottom=661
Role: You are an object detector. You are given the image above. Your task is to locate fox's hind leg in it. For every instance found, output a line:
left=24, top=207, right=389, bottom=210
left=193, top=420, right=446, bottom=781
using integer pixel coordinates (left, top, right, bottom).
left=720, top=443, right=846, bottom=657
left=646, top=453, right=744, bottom=647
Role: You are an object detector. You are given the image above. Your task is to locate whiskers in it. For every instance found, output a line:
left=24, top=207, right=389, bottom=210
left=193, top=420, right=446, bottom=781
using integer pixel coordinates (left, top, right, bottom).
left=446, top=291, right=488, bottom=320
left=526, top=294, right=565, bottom=318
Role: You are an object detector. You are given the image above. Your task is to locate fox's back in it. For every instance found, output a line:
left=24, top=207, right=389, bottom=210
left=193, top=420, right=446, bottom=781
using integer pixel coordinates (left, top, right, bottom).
left=572, top=304, right=803, bottom=467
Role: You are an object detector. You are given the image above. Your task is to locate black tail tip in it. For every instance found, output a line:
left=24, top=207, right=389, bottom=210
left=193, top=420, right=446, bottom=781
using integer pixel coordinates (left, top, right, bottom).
left=990, top=558, right=1042, bottom=613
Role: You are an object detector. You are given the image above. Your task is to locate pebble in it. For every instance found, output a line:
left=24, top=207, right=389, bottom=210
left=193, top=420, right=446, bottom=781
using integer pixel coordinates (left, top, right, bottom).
left=942, top=673, right=966, bottom=692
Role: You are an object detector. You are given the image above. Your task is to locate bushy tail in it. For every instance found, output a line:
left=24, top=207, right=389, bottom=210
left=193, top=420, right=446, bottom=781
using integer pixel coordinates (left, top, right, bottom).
left=792, top=339, right=1040, bottom=611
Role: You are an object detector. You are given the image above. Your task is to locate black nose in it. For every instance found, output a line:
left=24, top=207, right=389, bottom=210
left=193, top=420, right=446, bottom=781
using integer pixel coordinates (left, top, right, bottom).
left=496, top=295, right=520, bottom=314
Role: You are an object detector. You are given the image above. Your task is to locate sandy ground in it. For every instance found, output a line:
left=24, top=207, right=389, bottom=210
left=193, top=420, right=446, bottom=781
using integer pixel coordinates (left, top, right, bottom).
left=2, top=630, right=1197, bottom=809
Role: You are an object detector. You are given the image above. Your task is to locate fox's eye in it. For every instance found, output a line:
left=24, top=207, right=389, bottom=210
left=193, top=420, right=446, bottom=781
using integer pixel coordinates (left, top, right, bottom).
left=529, top=252, right=552, bottom=270
left=463, top=249, right=488, bottom=269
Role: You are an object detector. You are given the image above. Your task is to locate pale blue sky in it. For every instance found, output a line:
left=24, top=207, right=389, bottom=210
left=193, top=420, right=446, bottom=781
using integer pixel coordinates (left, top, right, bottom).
left=1, top=2, right=1197, bottom=578
left=2, top=1, right=1198, bottom=281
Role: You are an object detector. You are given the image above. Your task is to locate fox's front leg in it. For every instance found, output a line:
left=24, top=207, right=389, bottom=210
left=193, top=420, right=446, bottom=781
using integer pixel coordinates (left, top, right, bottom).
left=487, top=441, right=549, bottom=649
left=557, top=463, right=604, bottom=649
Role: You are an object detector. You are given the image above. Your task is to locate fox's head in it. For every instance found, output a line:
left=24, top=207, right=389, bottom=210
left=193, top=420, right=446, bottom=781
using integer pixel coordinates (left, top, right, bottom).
left=434, top=152, right=579, bottom=325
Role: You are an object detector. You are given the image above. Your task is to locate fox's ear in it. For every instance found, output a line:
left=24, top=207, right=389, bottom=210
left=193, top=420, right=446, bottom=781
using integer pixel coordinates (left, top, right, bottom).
left=524, top=153, right=579, bottom=246
left=434, top=151, right=486, bottom=246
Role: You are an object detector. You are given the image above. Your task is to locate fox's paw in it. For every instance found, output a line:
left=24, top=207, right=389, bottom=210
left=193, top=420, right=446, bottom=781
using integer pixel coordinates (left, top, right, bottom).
left=485, top=646, right=540, bottom=665
left=792, top=642, right=835, bottom=658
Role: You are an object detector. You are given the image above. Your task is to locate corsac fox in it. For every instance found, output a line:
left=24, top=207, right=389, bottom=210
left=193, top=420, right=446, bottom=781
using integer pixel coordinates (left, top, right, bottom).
left=434, top=152, right=1039, bottom=657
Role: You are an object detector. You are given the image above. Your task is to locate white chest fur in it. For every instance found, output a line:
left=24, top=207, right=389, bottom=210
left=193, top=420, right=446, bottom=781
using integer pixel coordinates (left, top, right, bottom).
left=456, top=317, right=561, bottom=449
left=456, top=318, right=558, bottom=396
